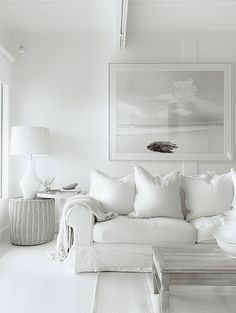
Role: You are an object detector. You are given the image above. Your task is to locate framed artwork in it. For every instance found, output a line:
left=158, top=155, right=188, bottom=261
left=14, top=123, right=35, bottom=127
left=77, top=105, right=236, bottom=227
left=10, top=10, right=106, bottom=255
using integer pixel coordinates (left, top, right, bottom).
left=109, top=63, right=232, bottom=161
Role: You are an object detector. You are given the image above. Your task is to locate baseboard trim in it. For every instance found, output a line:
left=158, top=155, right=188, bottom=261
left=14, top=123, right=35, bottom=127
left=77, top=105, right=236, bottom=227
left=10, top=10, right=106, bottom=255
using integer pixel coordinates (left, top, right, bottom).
left=0, top=224, right=10, bottom=243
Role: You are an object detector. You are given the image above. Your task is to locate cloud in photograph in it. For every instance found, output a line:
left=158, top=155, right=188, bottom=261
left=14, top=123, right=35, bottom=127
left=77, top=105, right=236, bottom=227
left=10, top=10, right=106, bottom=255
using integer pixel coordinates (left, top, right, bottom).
left=117, top=100, right=147, bottom=123
left=117, top=79, right=224, bottom=126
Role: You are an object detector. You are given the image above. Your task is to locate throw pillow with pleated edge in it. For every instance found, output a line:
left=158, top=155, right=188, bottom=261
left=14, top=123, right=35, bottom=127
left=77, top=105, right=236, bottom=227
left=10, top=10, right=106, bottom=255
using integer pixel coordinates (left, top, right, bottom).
left=89, top=169, right=135, bottom=215
left=181, top=170, right=234, bottom=222
left=129, top=165, right=184, bottom=219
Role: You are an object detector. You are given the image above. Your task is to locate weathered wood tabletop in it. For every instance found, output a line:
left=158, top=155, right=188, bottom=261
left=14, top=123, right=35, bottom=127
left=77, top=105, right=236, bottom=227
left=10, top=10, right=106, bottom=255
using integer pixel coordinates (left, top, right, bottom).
left=152, top=244, right=236, bottom=313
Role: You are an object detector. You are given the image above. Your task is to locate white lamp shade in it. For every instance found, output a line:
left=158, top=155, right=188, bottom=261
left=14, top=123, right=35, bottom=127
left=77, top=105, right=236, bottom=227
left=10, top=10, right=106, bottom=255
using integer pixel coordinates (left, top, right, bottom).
left=10, top=126, right=49, bottom=156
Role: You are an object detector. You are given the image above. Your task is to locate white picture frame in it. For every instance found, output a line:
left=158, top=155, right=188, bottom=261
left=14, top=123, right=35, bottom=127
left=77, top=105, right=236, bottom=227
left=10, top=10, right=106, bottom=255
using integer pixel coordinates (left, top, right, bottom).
left=109, top=63, right=232, bottom=161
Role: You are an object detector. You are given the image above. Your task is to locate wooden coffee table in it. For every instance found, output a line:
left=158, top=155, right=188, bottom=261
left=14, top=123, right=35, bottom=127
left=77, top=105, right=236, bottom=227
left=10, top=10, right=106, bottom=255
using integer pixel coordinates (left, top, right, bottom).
left=152, top=244, right=236, bottom=313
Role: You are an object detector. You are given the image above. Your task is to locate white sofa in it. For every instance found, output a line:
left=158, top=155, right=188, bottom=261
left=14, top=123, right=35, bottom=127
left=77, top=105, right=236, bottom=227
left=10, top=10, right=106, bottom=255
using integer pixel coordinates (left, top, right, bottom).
left=63, top=167, right=233, bottom=273
left=64, top=204, right=225, bottom=273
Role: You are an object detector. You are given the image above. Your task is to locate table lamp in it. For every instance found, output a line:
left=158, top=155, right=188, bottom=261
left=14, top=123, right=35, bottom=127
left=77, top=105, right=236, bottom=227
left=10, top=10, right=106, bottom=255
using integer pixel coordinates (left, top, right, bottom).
left=10, top=126, right=49, bottom=199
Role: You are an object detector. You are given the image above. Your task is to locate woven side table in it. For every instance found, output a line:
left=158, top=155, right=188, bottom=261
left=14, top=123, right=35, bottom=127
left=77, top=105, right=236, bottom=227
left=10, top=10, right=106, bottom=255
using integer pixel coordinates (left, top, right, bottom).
left=9, top=198, right=55, bottom=246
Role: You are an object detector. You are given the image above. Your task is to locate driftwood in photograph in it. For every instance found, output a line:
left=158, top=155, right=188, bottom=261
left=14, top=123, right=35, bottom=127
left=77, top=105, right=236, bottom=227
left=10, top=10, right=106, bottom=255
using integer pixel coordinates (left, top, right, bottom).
left=147, top=141, right=178, bottom=153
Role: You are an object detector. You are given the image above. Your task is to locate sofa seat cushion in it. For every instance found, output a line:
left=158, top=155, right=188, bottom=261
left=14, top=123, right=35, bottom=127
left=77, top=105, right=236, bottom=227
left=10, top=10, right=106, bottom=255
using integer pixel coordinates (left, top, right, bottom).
left=93, top=216, right=196, bottom=245
left=190, top=215, right=225, bottom=242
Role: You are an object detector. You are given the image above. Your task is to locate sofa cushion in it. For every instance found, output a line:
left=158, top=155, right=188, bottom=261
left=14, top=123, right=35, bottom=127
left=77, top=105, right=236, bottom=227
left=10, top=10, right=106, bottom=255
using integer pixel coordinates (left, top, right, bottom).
left=131, top=166, right=183, bottom=219
left=90, top=170, right=135, bottom=215
left=181, top=172, right=233, bottom=221
left=93, top=216, right=196, bottom=245
left=190, top=215, right=225, bottom=242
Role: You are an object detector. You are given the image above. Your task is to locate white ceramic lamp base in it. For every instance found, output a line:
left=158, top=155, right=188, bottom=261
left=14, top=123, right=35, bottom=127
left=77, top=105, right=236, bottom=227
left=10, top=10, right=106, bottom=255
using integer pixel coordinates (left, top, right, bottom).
left=20, top=159, right=41, bottom=199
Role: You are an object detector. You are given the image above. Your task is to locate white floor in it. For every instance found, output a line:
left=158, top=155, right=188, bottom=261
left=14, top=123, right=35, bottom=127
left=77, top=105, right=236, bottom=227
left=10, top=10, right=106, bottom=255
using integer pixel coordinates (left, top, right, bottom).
left=0, top=240, right=97, bottom=313
left=0, top=240, right=236, bottom=313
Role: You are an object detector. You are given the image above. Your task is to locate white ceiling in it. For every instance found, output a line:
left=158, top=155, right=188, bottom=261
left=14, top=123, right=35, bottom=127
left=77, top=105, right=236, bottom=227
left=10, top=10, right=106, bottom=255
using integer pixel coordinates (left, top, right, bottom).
left=128, top=0, right=236, bottom=31
left=0, top=0, right=236, bottom=33
left=0, top=0, right=118, bottom=33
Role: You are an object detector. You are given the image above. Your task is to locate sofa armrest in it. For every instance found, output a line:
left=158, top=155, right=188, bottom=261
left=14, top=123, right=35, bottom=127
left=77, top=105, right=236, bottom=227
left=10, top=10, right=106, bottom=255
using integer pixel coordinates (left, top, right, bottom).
left=66, top=206, right=95, bottom=246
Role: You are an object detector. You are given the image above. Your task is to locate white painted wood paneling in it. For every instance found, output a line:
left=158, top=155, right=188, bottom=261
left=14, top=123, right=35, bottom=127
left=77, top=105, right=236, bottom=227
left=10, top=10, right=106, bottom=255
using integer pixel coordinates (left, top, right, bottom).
left=182, top=162, right=198, bottom=176
left=0, top=0, right=118, bottom=32
left=181, top=36, right=198, bottom=61
left=128, top=0, right=236, bottom=31
left=0, top=0, right=236, bottom=33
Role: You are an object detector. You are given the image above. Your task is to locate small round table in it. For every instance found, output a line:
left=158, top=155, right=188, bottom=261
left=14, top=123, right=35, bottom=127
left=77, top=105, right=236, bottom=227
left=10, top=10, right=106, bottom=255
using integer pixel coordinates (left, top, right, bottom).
left=37, top=191, right=81, bottom=231
left=9, top=197, right=55, bottom=246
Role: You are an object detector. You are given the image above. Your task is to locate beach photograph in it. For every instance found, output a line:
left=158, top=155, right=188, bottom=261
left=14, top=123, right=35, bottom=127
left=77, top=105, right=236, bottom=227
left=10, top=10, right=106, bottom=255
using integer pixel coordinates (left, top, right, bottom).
left=115, top=69, right=224, bottom=155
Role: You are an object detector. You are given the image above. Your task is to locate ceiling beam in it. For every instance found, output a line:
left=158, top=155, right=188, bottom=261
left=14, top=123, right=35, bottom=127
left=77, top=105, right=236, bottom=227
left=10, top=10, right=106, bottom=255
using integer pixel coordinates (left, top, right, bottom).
left=120, top=0, right=129, bottom=49
left=0, top=43, right=14, bottom=63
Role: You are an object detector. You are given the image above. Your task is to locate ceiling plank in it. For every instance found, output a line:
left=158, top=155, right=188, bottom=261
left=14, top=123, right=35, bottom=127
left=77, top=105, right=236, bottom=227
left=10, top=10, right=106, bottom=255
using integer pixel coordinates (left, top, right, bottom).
left=0, top=0, right=236, bottom=33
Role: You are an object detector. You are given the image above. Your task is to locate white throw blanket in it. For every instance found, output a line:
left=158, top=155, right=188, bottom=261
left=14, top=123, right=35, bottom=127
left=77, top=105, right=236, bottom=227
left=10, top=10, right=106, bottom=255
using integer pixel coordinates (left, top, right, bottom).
left=54, top=195, right=117, bottom=261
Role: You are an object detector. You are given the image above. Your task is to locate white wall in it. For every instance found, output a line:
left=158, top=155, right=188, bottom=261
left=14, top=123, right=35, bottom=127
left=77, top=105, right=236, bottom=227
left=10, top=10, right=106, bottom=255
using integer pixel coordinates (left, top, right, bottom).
left=9, top=30, right=236, bottom=195
left=0, top=24, right=14, bottom=52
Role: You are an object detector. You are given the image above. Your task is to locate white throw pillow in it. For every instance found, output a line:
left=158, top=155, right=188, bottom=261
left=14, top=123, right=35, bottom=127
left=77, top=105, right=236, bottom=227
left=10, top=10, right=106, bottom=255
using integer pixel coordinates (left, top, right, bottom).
left=130, top=166, right=183, bottom=219
left=182, top=172, right=233, bottom=221
left=90, top=169, right=135, bottom=215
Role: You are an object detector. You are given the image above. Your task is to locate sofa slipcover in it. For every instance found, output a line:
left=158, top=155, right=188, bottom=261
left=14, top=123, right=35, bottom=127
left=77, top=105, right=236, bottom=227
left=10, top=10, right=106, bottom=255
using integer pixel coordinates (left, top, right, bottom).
left=190, top=215, right=225, bottom=242
left=93, top=216, right=196, bottom=245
